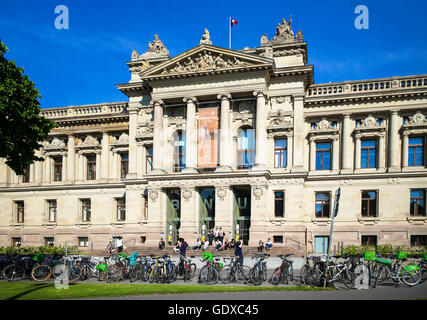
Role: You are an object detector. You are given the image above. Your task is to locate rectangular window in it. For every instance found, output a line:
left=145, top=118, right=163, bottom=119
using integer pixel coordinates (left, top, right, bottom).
left=410, top=235, right=427, bottom=247
left=408, top=137, right=424, bottom=166
left=141, top=236, right=146, bottom=244
left=120, top=153, right=129, bottom=179
left=315, top=192, right=330, bottom=218
left=273, top=236, right=283, bottom=244
left=16, top=201, right=24, bottom=223
left=87, top=155, right=96, bottom=180
left=274, top=191, right=284, bottom=217
left=81, top=199, right=91, bottom=222
left=117, top=198, right=126, bottom=221
left=316, top=142, right=331, bottom=170
left=12, top=237, right=21, bottom=247
left=237, top=128, right=255, bottom=169
left=361, top=235, right=377, bottom=246
left=361, top=190, right=378, bottom=217
left=361, top=139, right=377, bottom=168
left=274, top=139, right=287, bottom=168
left=45, top=237, right=54, bottom=247
left=22, top=167, right=30, bottom=183
left=53, top=157, right=62, bottom=181
left=78, top=237, right=89, bottom=247
left=146, top=146, right=153, bottom=173
left=48, top=200, right=57, bottom=222
left=410, top=189, right=426, bottom=217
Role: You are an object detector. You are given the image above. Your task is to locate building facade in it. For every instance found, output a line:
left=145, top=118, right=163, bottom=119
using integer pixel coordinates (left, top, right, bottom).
left=1, top=19, right=427, bottom=253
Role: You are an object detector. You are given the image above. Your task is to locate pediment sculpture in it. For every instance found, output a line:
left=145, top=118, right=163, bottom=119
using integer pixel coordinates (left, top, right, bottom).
left=359, top=115, right=380, bottom=128
left=77, top=135, right=100, bottom=148
left=160, top=50, right=250, bottom=75
left=111, top=133, right=129, bottom=145
left=45, top=137, right=66, bottom=150
left=139, top=34, right=170, bottom=59
left=407, top=111, right=427, bottom=125
left=268, top=109, right=292, bottom=127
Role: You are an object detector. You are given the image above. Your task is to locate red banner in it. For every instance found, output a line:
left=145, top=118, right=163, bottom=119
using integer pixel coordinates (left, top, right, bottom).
left=198, top=108, right=218, bottom=168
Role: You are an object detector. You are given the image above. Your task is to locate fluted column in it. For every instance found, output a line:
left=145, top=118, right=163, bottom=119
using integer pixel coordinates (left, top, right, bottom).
left=388, top=110, right=401, bottom=172
left=182, top=97, right=198, bottom=173
left=150, top=100, right=165, bottom=174
left=67, top=135, right=75, bottom=182
left=127, top=103, right=139, bottom=179
left=291, top=95, right=305, bottom=172
left=341, top=113, right=353, bottom=173
left=252, top=91, right=267, bottom=170
left=101, top=132, right=110, bottom=180
left=216, top=93, right=232, bottom=172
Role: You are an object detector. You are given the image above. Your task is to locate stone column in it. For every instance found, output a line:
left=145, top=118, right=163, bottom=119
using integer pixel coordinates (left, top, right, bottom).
left=179, top=187, right=198, bottom=243
left=388, top=110, right=401, bottom=172
left=150, top=100, right=165, bottom=174
left=29, top=163, right=35, bottom=183
left=252, top=91, right=267, bottom=170
left=309, top=136, right=316, bottom=172
left=67, top=135, right=75, bottom=182
left=35, top=149, right=43, bottom=184
left=378, top=132, right=386, bottom=171
left=287, top=133, right=293, bottom=170
left=332, top=135, right=340, bottom=173
left=62, top=154, right=67, bottom=181
left=77, top=152, right=84, bottom=181
left=216, top=93, right=232, bottom=172
left=402, top=131, right=409, bottom=168
left=341, top=113, right=353, bottom=173
left=101, top=132, right=110, bottom=180
left=249, top=184, right=268, bottom=246
left=95, top=151, right=101, bottom=180
left=183, top=97, right=198, bottom=173
left=127, top=103, right=139, bottom=179
left=215, top=186, right=233, bottom=239
left=355, top=133, right=361, bottom=170
left=111, top=151, right=118, bottom=180
left=44, top=156, right=51, bottom=183
left=291, top=95, right=305, bottom=172
left=145, top=188, right=164, bottom=246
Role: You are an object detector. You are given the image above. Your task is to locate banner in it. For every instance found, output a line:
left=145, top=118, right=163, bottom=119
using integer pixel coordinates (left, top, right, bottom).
left=198, top=108, right=218, bottom=168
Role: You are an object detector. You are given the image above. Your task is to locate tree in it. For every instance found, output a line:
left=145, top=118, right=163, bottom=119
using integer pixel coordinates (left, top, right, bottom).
left=0, top=40, right=57, bottom=175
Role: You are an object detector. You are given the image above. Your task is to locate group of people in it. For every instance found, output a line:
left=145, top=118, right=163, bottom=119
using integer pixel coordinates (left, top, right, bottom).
left=106, top=236, right=125, bottom=254
left=257, top=238, right=273, bottom=252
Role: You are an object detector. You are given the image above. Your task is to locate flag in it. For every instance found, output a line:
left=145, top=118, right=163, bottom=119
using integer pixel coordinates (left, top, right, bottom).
left=231, top=19, right=238, bottom=27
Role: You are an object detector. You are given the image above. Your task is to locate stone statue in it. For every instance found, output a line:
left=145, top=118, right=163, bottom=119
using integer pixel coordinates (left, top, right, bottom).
left=140, top=34, right=169, bottom=58
left=272, top=16, right=295, bottom=41
left=200, top=28, right=212, bottom=45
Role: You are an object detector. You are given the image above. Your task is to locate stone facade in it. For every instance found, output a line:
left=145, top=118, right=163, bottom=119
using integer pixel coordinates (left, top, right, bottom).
left=1, top=20, right=427, bottom=253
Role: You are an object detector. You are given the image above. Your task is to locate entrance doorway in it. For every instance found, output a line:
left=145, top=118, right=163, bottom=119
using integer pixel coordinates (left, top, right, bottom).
left=165, top=189, right=181, bottom=245
left=232, top=186, right=251, bottom=245
left=199, top=188, right=215, bottom=242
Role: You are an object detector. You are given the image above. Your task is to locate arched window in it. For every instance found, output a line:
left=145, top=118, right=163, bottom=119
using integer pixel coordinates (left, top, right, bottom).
left=173, top=131, right=186, bottom=172
left=237, top=127, right=255, bottom=169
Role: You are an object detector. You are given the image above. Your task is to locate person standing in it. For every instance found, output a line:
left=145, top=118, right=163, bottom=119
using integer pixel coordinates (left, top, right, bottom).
left=208, top=229, right=214, bottom=246
left=177, top=238, right=189, bottom=276
left=116, top=237, right=123, bottom=253
left=234, top=237, right=243, bottom=265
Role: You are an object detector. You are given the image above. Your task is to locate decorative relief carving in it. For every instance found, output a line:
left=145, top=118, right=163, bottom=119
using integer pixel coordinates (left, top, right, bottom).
left=407, top=111, right=427, bottom=125
left=44, top=137, right=66, bottom=152
left=149, top=190, right=159, bottom=202
left=216, top=187, right=227, bottom=201
left=253, top=186, right=264, bottom=200
left=140, top=34, right=169, bottom=59
left=76, top=135, right=100, bottom=149
left=111, top=133, right=129, bottom=146
left=182, top=188, right=192, bottom=202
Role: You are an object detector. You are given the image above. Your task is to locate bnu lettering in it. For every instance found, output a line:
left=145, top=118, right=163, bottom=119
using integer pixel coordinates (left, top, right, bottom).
left=168, top=305, right=203, bottom=318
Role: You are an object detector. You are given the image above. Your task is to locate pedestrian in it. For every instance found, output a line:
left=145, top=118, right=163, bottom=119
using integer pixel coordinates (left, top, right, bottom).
left=265, top=238, right=273, bottom=251
left=257, top=240, right=264, bottom=252
left=178, top=238, right=189, bottom=276
left=208, top=229, right=214, bottom=246
left=219, top=227, right=224, bottom=242
left=214, top=227, right=220, bottom=241
left=158, top=238, right=165, bottom=250
left=107, top=241, right=114, bottom=254
left=234, top=237, right=243, bottom=265
left=116, top=236, right=123, bottom=253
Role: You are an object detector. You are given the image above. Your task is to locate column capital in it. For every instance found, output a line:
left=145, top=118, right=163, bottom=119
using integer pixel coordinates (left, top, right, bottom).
left=390, top=109, right=400, bottom=115
left=253, top=90, right=267, bottom=98
left=183, top=96, right=197, bottom=104
left=217, top=93, right=231, bottom=100
left=343, top=112, right=352, bottom=118
left=150, top=99, right=164, bottom=106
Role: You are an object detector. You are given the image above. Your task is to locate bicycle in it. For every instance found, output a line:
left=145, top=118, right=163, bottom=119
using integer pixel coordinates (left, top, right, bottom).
left=247, top=253, right=269, bottom=286
left=373, top=251, right=422, bottom=288
left=220, top=256, right=250, bottom=284
left=270, top=254, right=294, bottom=285
left=2, top=253, right=44, bottom=281
left=198, top=253, right=223, bottom=285
left=106, top=253, right=131, bottom=282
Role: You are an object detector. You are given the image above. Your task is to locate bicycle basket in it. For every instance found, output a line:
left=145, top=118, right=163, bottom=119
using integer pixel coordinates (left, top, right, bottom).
left=397, top=251, right=407, bottom=260
left=202, top=252, right=214, bottom=262
left=424, top=252, right=427, bottom=261
left=374, top=258, right=392, bottom=266
left=364, top=251, right=375, bottom=261
left=33, top=253, right=45, bottom=263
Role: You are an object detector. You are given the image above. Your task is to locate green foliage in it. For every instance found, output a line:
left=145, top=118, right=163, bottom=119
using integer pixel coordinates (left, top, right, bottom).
left=341, top=244, right=427, bottom=258
left=0, top=40, right=57, bottom=175
left=0, top=245, right=77, bottom=256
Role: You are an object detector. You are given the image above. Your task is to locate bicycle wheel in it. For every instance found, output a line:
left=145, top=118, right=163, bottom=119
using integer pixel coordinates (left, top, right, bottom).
left=305, top=267, right=322, bottom=287
left=236, top=265, right=250, bottom=284
left=373, top=265, right=385, bottom=288
left=190, top=263, right=197, bottom=278
left=106, top=265, right=122, bottom=282
left=31, top=264, right=52, bottom=282
left=129, top=265, right=141, bottom=282
left=199, top=265, right=218, bottom=285
left=68, top=265, right=82, bottom=283
left=249, top=267, right=262, bottom=286
left=142, top=264, right=151, bottom=282
left=270, top=267, right=281, bottom=285
left=286, top=263, right=294, bottom=284
left=399, top=265, right=422, bottom=286
left=96, top=269, right=107, bottom=281
left=262, top=264, right=268, bottom=282
left=148, top=267, right=157, bottom=283
left=2, top=264, right=26, bottom=281
left=220, top=265, right=233, bottom=284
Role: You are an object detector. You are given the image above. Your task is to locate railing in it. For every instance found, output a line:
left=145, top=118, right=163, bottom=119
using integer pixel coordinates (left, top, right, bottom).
left=284, top=238, right=307, bottom=251
left=41, top=102, right=128, bottom=119
left=307, top=75, right=427, bottom=98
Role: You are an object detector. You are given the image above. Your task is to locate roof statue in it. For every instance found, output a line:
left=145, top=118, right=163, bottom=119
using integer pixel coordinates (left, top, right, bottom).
left=261, top=16, right=302, bottom=45
left=140, top=34, right=170, bottom=59
left=200, top=28, right=212, bottom=45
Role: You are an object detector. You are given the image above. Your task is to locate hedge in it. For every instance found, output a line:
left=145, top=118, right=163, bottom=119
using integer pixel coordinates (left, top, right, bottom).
left=341, top=244, right=427, bottom=258
left=0, top=245, right=79, bottom=256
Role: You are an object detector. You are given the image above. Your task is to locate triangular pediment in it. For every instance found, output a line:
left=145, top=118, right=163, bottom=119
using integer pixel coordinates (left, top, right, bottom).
left=139, top=44, right=274, bottom=79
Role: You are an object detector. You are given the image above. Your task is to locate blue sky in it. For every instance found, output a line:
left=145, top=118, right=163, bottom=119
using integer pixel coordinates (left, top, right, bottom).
left=1, top=0, right=426, bottom=109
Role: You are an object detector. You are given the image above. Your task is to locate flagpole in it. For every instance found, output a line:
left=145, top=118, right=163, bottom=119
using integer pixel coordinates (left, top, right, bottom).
left=229, top=16, right=231, bottom=49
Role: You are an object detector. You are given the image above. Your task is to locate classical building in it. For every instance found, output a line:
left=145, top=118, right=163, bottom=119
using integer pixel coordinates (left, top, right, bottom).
left=1, top=18, right=426, bottom=253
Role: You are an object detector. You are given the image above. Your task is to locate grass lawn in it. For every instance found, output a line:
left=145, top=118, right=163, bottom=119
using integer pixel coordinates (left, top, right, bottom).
left=0, top=282, right=334, bottom=300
